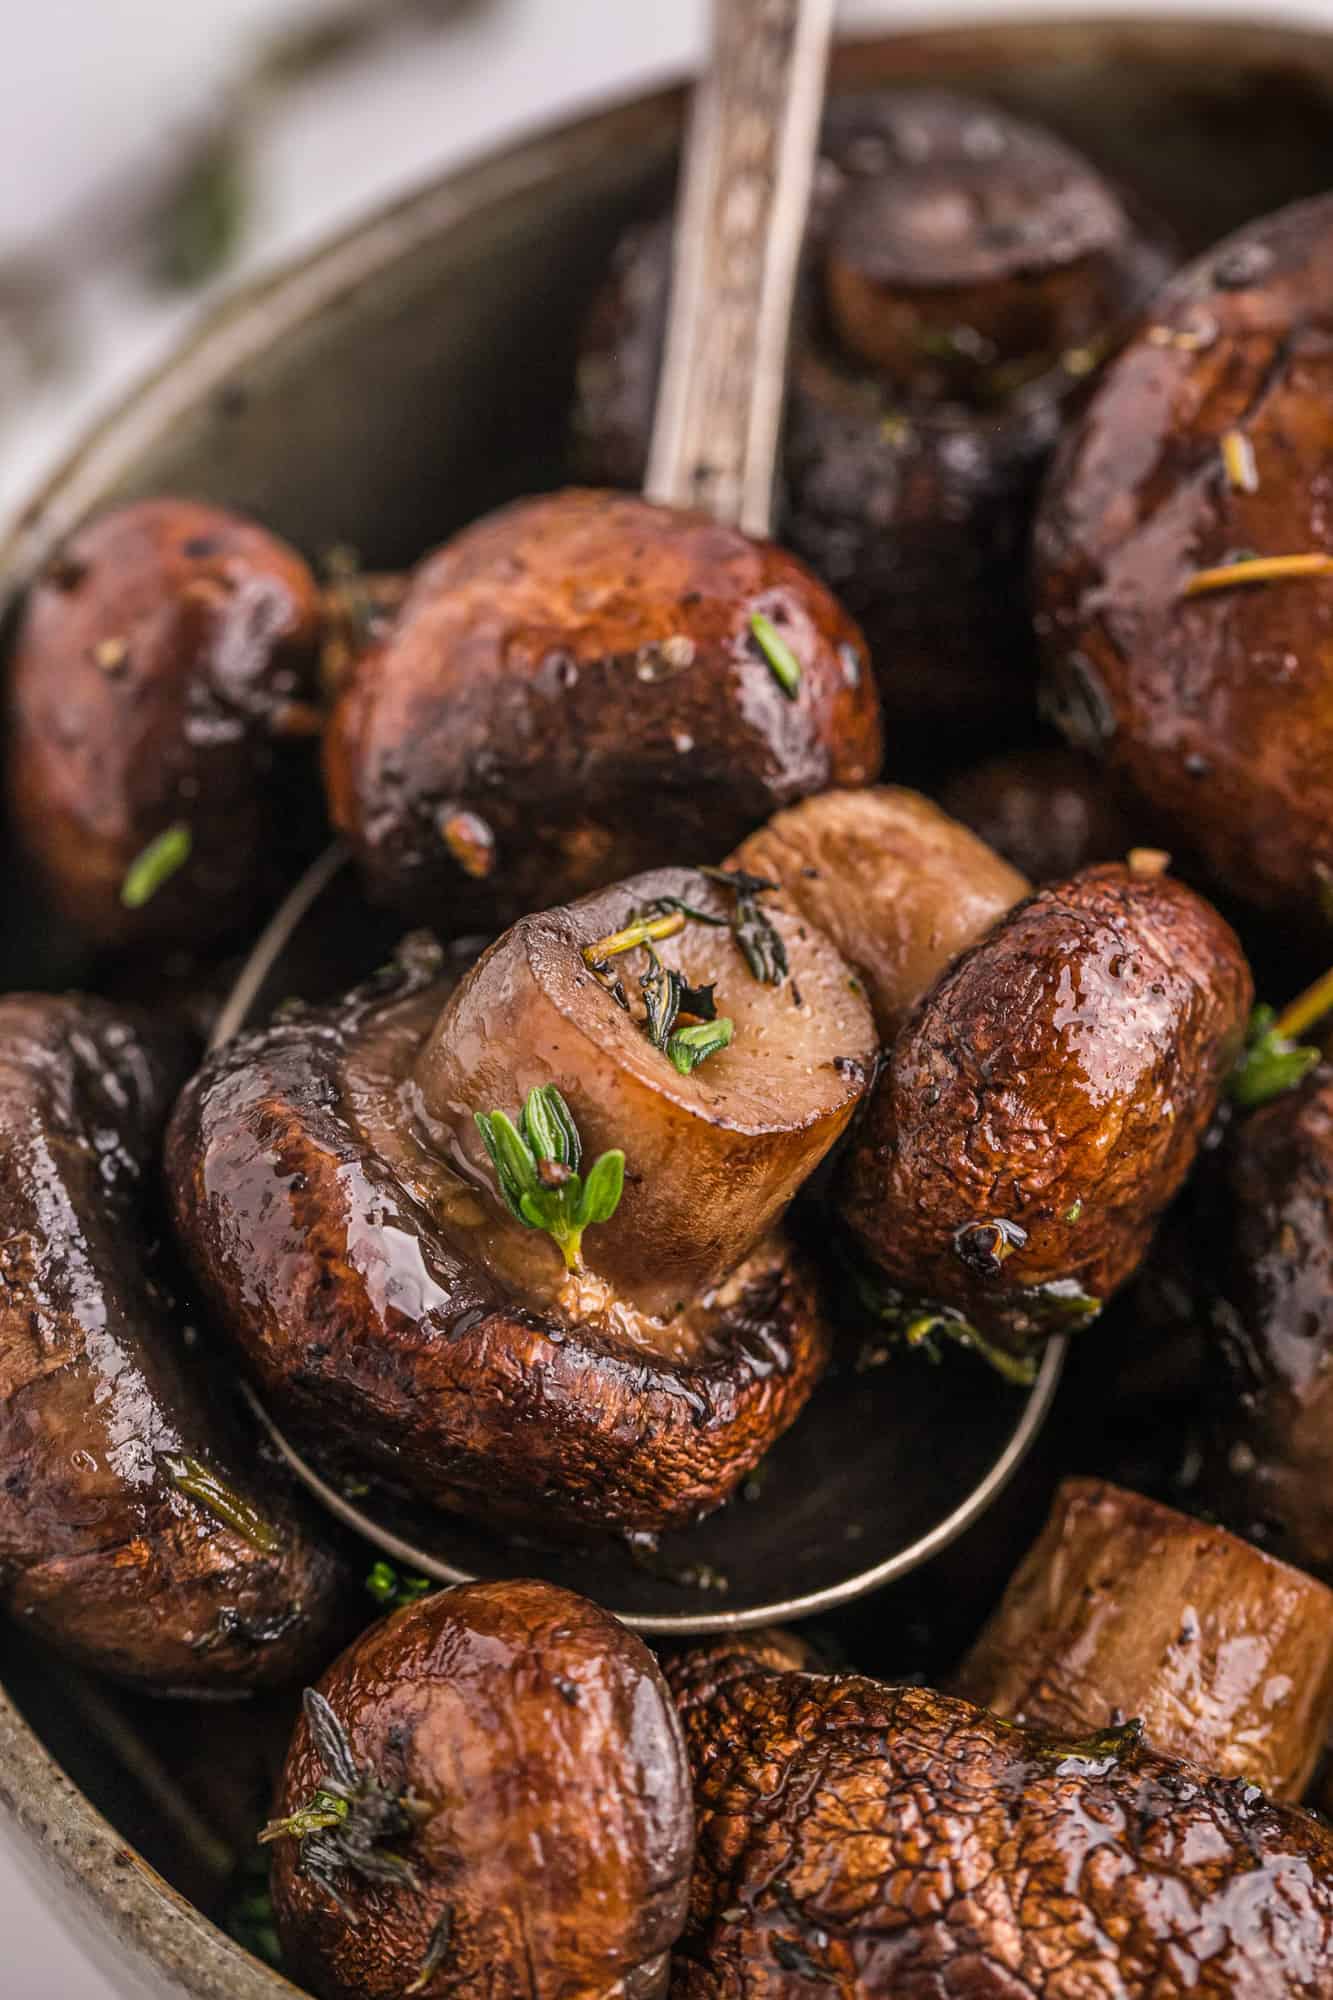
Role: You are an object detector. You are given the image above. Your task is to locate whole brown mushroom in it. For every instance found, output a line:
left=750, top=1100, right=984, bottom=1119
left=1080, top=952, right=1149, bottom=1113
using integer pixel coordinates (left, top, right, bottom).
left=668, top=1647, right=1333, bottom=1995
left=839, top=864, right=1252, bottom=1359
left=1035, top=192, right=1333, bottom=918
left=266, top=1579, right=692, bottom=2000
left=168, top=869, right=875, bottom=1535
left=0, top=994, right=342, bottom=1689
left=323, top=489, right=881, bottom=928
left=6, top=499, right=323, bottom=952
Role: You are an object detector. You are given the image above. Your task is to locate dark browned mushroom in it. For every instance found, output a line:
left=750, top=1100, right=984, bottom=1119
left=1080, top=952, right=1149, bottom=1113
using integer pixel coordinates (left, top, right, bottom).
left=575, top=92, right=1172, bottom=732
left=939, top=743, right=1137, bottom=883
left=6, top=499, right=323, bottom=952
left=267, top=1579, right=692, bottom=1999
left=956, top=1476, right=1333, bottom=1800
left=668, top=1650, right=1333, bottom=1995
left=728, top=785, right=1028, bottom=1039
left=0, top=993, right=342, bottom=1689
left=323, top=489, right=881, bottom=929
left=1035, top=192, right=1333, bottom=918
left=839, top=864, right=1252, bottom=1358
left=168, top=869, right=875, bottom=1535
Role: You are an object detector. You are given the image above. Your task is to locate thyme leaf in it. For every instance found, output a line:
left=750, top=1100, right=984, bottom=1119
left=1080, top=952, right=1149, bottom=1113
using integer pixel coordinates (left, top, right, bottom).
left=749, top=611, right=802, bottom=698
left=160, top=1452, right=282, bottom=1554
left=365, top=1561, right=432, bottom=1610
left=667, top=1017, right=734, bottom=1075
left=407, top=1906, right=456, bottom=1994
left=700, top=866, right=789, bottom=986
left=1229, top=1002, right=1321, bottom=1110
left=475, top=1087, right=623, bottom=1269
left=121, top=823, right=192, bottom=908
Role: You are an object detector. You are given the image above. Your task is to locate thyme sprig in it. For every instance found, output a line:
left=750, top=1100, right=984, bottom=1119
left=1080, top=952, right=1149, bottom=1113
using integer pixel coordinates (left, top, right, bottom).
left=1183, top=551, right=1333, bottom=598
left=259, top=1690, right=430, bottom=1917
left=700, top=867, right=788, bottom=986
left=475, top=1085, right=624, bottom=1270
left=1228, top=965, right=1333, bottom=1110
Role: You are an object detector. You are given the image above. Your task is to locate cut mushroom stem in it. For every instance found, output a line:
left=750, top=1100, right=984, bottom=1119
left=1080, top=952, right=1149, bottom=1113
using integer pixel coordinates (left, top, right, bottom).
left=413, top=866, right=876, bottom=1320
left=956, top=1477, right=1333, bottom=1799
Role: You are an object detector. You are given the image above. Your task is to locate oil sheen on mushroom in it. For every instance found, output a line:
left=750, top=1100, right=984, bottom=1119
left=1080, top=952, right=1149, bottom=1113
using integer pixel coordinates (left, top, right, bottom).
left=0, top=994, right=342, bottom=1689
left=839, top=864, right=1253, bottom=1353
left=268, top=1580, right=692, bottom=2000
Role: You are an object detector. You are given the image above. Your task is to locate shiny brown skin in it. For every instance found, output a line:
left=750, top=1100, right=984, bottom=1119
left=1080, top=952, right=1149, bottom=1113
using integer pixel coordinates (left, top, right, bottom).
left=0, top=994, right=342, bottom=1690
left=667, top=1658, right=1333, bottom=1997
left=167, top=943, right=833, bottom=1536
left=1204, top=1067, right=1333, bottom=1581
left=1035, top=193, right=1333, bottom=917
left=271, top=1580, right=692, bottom=2000
left=940, top=744, right=1136, bottom=883
left=7, top=499, right=323, bottom=951
left=324, top=489, right=881, bottom=928
left=729, top=788, right=1028, bottom=1040
left=839, top=865, right=1252, bottom=1352
left=575, top=97, right=1172, bottom=733
left=956, top=1477, right=1333, bottom=1800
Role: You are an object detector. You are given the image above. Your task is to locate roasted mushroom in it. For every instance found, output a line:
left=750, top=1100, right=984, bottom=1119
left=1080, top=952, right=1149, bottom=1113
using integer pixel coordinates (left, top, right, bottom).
left=839, top=864, right=1252, bottom=1357
left=323, top=489, right=881, bottom=928
left=940, top=742, right=1136, bottom=883
left=6, top=499, right=323, bottom=952
left=168, top=870, right=876, bottom=1534
left=728, top=785, right=1027, bottom=1038
left=266, top=1579, right=692, bottom=1999
left=576, top=92, right=1172, bottom=729
left=669, top=1648, right=1333, bottom=1994
left=1201, top=1063, right=1333, bottom=1580
left=956, top=1476, right=1333, bottom=1800
left=0, top=994, right=342, bottom=1689
left=1035, top=192, right=1333, bottom=918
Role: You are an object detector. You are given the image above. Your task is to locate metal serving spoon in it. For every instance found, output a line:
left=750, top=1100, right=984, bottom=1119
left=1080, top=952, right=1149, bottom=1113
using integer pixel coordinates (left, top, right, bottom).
left=213, top=0, right=1066, bottom=1633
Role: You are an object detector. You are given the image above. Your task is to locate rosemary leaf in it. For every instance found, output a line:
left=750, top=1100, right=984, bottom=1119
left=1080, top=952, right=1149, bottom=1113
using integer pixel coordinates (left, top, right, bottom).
left=749, top=611, right=802, bottom=698
left=667, top=1017, right=735, bottom=1075
left=160, top=1452, right=282, bottom=1553
left=121, top=823, right=192, bottom=908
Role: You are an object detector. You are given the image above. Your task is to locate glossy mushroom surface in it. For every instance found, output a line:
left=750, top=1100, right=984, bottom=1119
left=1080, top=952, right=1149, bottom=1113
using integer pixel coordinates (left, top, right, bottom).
left=167, top=935, right=838, bottom=1535
left=728, top=786, right=1027, bottom=1039
left=956, top=1476, right=1333, bottom=1800
left=268, top=1579, right=692, bottom=1999
left=839, top=864, right=1253, bottom=1354
left=668, top=1650, right=1333, bottom=1995
left=940, top=743, right=1137, bottom=883
left=6, top=499, right=323, bottom=952
left=1035, top=192, right=1333, bottom=917
left=0, top=994, right=342, bottom=1689
left=323, top=489, right=882, bottom=928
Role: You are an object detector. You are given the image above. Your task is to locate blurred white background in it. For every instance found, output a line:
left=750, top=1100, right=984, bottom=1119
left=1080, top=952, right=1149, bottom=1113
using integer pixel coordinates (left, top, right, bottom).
left=0, top=0, right=1329, bottom=1992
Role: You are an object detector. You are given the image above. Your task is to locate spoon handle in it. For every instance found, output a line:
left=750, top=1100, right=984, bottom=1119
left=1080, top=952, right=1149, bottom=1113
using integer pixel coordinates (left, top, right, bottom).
left=643, top=0, right=835, bottom=537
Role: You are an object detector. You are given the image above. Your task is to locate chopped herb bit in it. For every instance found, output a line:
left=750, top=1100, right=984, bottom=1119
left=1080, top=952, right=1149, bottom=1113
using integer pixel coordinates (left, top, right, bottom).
left=365, top=1562, right=432, bottom=1610
left=475, top=1086, right=623, bottom=1271
left=1183, top=551, right=1333, bottom=598
left=701, top=866, right=789, bottom=987
left=121, top=823, right=192, bottom=908
left=582, top=909, right=685, bottom=963
left=1221, top=429, right=1259, bottom=493
left=406, top=1907, right=455, bottom=1994
left=844, top=1256, right=1039, bottom=1386
left=640, top=955, right=683, bottom=1051
left=750, top=611, right=802, bottom=698
left=161, top=1452, right=282, bottom=1553
left=1064, top=1201, right=1083, bottom=1224
left=1230, top=1000, right=1322, bottom=1110
left=260, top=1690, right=429, bottom=1916
left=667, top=1017, right=735, bottom=1075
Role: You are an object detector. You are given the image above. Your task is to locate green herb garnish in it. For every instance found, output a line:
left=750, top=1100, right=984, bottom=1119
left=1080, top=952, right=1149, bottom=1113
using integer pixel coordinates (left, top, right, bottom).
left=1230, top=1003, right=1321, bottom=1109
left=667, top=1017, right=734, bottom=1075
left=121, top=822, right=192, bottom=908
left=161, top=1452, right=282, bottom=1553
left=475, top=1085, right=624, bottom=1271
left=749, top=611, right=802, bottom=698
left=365, top=1561, right=432, bottom=1610
left=700, top=866, right=788, bottom=986
left=406, top=1908, right=456, bottom=1995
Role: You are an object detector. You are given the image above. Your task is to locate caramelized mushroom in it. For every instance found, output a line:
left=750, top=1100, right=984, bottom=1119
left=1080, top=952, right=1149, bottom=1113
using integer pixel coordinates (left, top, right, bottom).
left=167, top=889, right=869, bottom=1533
left=6, top=499, right=323, bottom=951
left=940, top=743, right=1137, bottom=882
left=669, top=1651, right=1333, bottom=1994
left=323, top=489, right=881, bottom=928
left=956, top=1477, right=1333, bottom=1800
left=839, top=865, right=1252, bottom=1356
left=267, top=1579, right=691, bottom=1999
left=1202, top=1065, right=1333, bottom=1580
left=1035, top=192, right=1333, bottom=917
left=576, top=93, right=1172, bottom=730
left=728, top=786, right=1027, bottom=1038
left=0, top=994, right=342, bottom=1688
